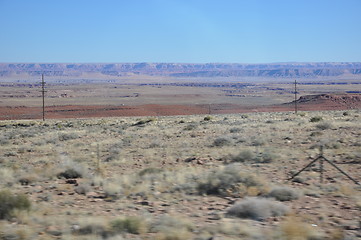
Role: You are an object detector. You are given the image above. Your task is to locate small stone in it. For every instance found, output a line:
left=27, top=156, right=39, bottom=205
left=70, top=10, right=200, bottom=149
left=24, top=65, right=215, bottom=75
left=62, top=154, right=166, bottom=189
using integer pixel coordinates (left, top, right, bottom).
left=208, top=212, right=222, bottom=220
left=139, top=200, right=151, bottom=206
left=86, top=192, right=98, bottom=198
left=197, top=159, right=204, bottom=165
left=45, top=226, right=62, bottom=236
left=344, top=224, right=359, bottom=230
left=65, top=179, right=77, bottom=184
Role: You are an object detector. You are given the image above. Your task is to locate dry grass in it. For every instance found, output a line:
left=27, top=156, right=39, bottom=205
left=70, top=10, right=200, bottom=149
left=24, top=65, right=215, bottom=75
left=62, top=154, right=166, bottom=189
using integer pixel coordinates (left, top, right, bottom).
left=0, top=109, right=360, bottom=239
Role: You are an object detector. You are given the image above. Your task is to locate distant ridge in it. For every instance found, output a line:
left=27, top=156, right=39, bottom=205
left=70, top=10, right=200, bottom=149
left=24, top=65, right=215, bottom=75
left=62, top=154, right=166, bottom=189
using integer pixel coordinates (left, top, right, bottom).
left=1, top=62, right=361, bottom=78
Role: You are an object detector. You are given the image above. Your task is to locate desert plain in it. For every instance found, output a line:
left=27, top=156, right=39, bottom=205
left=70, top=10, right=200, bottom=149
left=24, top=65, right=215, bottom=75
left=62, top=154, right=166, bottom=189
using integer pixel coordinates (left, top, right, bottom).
left=0, top=63, right=360, bottom=239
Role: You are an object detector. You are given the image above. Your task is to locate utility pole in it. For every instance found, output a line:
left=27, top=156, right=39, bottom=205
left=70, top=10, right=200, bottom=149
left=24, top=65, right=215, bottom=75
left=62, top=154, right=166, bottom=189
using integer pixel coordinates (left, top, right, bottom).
left=294, top=80, right=298, bottom=114
left=41, top=74, right=46, bottom=121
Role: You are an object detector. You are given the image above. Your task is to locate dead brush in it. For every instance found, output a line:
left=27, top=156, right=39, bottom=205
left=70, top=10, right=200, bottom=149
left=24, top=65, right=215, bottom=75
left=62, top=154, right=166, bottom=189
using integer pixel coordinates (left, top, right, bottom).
left=226, top=197, right=290, bottom=221
left=277, top=216, right=324, bottom=240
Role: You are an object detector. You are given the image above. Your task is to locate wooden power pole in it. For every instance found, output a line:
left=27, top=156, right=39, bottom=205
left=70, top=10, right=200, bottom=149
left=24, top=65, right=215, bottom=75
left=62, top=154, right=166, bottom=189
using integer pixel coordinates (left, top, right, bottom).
left=41, top=74, right=46, bottom=121
left=294, top=80, right=298, bottom=114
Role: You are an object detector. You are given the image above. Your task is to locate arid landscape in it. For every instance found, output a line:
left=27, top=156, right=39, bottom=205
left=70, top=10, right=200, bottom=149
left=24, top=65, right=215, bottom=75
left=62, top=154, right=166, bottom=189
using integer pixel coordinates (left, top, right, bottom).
left=0, top=63, right=361, bottom=239
left=0, top=63, right=361, bottom=120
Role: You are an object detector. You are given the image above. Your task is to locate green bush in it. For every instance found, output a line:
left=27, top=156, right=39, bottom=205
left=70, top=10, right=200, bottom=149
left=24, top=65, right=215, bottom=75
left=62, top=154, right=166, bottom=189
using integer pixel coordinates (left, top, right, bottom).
left=310, top=116, right=323, bottom=122
left=110, top=216, right=147, bottom=234
left=0, top=190, right=31, bottom=219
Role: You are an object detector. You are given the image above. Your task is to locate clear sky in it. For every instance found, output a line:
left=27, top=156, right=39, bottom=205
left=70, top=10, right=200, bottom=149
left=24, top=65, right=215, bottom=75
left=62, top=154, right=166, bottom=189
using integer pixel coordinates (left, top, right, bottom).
left=1, top=0, right=361, bottom=63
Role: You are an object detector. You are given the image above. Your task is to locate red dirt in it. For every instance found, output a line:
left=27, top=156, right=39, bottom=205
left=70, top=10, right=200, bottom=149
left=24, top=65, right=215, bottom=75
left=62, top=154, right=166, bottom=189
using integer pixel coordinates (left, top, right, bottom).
left=1, top=94, right=360, bottom=120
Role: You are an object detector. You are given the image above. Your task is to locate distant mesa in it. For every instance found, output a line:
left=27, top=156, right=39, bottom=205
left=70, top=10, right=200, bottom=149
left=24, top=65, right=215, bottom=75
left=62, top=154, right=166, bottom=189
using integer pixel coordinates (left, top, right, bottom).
left=290, top=93, right=361, bottom=108
left=1, top=62, right=361, bottom=78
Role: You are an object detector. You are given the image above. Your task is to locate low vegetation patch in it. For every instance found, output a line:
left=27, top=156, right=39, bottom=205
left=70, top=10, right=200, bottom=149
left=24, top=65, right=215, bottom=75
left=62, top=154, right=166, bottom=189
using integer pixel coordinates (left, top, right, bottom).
left=57, top=168, right=83, bottom=179
left=267, top=186, right=301, bottom=201
left=310, top=116, right=323, bottom=122
left=212, top=136, right=232, bottom=147
left=110, top=216, right=147, bottom=234
left=196, top=164, right=267, bottom=197
left=0, top=190, right=31, bottom=219
left=226, top=197, right=290, bottom=221
left=228, top=149, right=278, bottom=163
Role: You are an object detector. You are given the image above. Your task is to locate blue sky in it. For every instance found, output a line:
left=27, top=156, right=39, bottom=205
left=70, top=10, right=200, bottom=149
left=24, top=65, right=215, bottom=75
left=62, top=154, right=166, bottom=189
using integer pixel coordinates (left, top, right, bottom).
left=1, top=0, right=361, bottom=63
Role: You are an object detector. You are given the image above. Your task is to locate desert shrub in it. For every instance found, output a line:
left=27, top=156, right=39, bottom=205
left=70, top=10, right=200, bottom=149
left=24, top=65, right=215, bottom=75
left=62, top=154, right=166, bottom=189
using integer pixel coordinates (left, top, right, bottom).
left=155, top=230, right=192, bottom=240
left=0, top=190, right=31, bottom=219
left=256, top=150, right=278, bottom=163
left=19, top=130, right=37, bottom=138
left=132, top=118, right=155, bottom=126
left=183, top=123, right=197, bottom=131
left=197, top=164, right=266, bottom=197
left=213, top=221, right=253, bottom=237
left=0, top=224, right=36, bottom=240
left=73, top=220, right=110, bottom=238
left=310, top=131, right=323, bottom=137
left=298, top=112, right=307, bottom=117
left=315, top=122, right=333, bottom=130
left=110, top=216, right=147, bottom=234
left=310, top=116, right=323, bottom=122
left=105, top=143, right=122, bottom=162
left=148, top=141, right=162, bottom=148
left=226, top=197, right=290, bottom=221
left=251, top=138, right=265, bottom=146
left=56, top=160, right=87, bottom=179
left=278, top=216, right=324, bottom=240
left=150, top=215, right=192, bottom=239
left=0, top=168, right=15, bottom=187
left=229, top=127, right=242, bottom=133
left=75, top=184, right=91, bottom=195
left=71, top=218, right=114, bottom=239
left=138, top=167, right=163, bottom=177
left=103, top=182, right=122, bottom=200
left=267, top=186, right=300, bottom=201
left=230, top=150, right=277, bottom=163
left=203, top=116, right=212, bottom=121
left=0, top=136, right=9, bottom=145
left=230, top=150, right=254, bottom=162
left=212, top=137, right=232, bottom=147
left=18, top=173, right=39, bottom=185
left=58, top=132, right=79, bottom=141
left=57, top=168, right=82, bottom=179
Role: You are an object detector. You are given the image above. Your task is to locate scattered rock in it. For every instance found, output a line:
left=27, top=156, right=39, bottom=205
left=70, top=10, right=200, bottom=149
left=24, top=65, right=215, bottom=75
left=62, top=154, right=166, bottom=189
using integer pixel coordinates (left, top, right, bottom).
left=45, top=226, right=62, bottom=236
left=65, top=179, right=77, bottom=184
